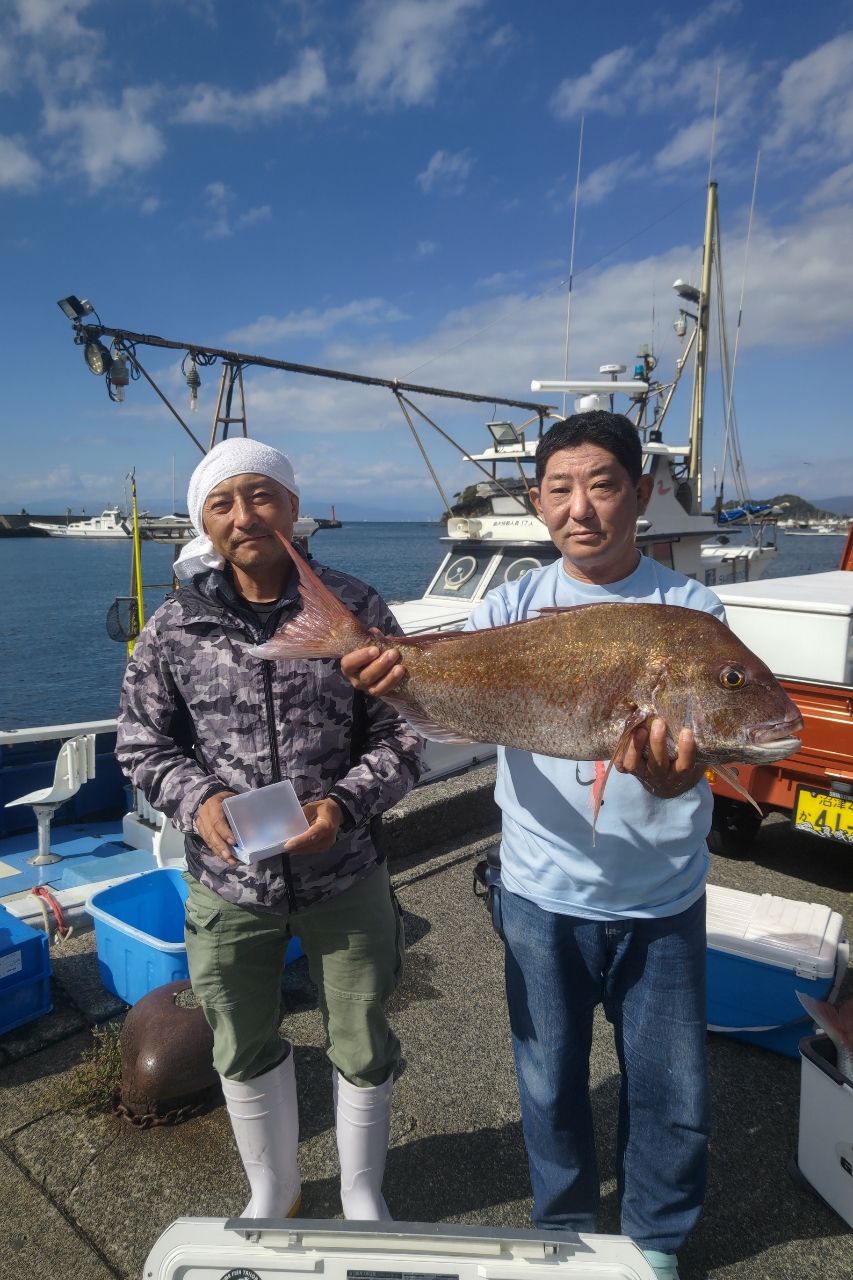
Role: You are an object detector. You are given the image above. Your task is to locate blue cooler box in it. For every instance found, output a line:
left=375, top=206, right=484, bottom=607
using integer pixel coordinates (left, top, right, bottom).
left=87, top=867, right=302, bottom=1006
left=0, top=902, right=52, bottom=1035
left=706, top=884, right=848, bottom=1058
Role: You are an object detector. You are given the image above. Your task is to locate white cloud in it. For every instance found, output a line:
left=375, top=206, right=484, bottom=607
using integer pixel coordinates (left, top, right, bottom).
left=416, top=239, right=437, bottom=258
left=0, top=133, right=42, bottom=190
left=177, top=49, right=327, bottom=125
left=805, top=162, right=853, bottom=208
left=202, top=182, right=273, bottom=239
left=140, top=194, right=161, bottom=215
left=351, top=0, right=484, bottom=106
left=42, top=88, right=165, bottom=187
left=226, top=298, right=406, bottom=347
left=580, top=157, right=634, bottom=205
left=416, top=148, right=474, bottom=194
left=12, top=0, right=92, bottom=40
left=550, top=47, right=632, bottom=120
left=476, top=269, right=524, bottom=291
left=766, top=33, right=853, bottom=161
left=654, top=117, right=716, bottom=172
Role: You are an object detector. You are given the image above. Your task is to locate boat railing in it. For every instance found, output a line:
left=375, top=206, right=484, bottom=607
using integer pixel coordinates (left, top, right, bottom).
left=0, top=718, right=118, bottom=747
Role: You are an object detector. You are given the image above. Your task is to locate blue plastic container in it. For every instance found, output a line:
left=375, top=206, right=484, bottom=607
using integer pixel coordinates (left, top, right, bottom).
left=706, top=884, right=848, bottom=1059
left=87, top=867, right=303, bottom=1006
left=0, top=903, right=52, bottom=1035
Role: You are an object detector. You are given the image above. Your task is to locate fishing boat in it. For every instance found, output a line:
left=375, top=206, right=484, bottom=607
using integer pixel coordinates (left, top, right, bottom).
left=29, top=506, right=130, bottom=539
left=0, top=180, right=779, bottom=930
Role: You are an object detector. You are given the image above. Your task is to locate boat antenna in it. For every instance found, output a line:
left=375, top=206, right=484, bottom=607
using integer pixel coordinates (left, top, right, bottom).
left=707, top=63, right=721, bottom=185
left=561, top=114, right=584, bottom=417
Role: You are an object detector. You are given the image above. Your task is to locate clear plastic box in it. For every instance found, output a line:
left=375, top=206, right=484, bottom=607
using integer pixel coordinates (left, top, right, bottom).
left=223, top=780, right=309, bottom=864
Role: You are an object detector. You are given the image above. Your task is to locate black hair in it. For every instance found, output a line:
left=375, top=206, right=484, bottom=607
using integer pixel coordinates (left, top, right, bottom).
left=534, top=410, right=643, bottom=486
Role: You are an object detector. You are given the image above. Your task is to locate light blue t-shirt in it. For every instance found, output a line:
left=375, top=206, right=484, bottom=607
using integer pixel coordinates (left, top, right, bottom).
left=466, top=554, right=726, bottom=921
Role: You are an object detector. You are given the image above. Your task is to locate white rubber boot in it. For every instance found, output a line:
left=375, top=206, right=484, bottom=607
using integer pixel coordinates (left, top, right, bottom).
left=333, top=1069, right=393, bottom=1220
left=220, top=1049, right=302, bottom=1218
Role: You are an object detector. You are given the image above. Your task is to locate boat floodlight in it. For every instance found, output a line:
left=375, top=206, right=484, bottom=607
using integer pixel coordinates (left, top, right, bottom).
left=57, top=294, right=94, bottom=321
left=486, top=420, right=524, bottom=450
left=84, top=337, right=113, bottom=377
left=672, top=278, right=700, bottom=305
left=673, top=312, right=688, bottom=339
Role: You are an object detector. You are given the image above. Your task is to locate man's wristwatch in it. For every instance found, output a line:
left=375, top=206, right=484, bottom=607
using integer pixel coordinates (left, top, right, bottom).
left=327, top=789, right=357, bottom=833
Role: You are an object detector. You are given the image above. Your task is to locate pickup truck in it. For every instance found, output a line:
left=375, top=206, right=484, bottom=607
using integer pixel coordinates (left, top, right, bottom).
left=708, top=528, right=853, bottom=855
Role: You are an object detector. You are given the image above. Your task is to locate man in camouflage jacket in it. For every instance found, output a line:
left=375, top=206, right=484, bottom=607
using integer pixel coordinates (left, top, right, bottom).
left=116, top=438, right=421, bottom=1225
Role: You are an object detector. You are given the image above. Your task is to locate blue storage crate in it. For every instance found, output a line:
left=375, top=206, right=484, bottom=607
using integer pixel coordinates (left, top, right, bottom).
left=0, top=903, right=52, bottom=1035
left=87, top=868, right=303, bottom=1006
left=706, top=884, right=848, bottom=1058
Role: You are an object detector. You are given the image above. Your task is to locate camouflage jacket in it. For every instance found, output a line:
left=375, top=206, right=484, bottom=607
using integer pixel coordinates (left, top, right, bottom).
left=116, top=559, right=422, bottom=914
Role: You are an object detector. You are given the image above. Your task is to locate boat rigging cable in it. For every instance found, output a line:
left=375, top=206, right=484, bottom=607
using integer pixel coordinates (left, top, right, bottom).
left=717, top=150, right=761, bottom=518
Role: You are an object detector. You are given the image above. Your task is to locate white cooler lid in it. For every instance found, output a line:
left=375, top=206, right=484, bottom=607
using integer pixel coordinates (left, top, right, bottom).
left=715, top=570, right=853, bottom=616
left=706, top=883, right=845, bottom=977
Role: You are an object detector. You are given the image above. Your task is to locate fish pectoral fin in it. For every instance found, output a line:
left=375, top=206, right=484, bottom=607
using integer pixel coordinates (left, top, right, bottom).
left=383, top=698, right=478, bottom=745
left=590, top=708, right=651, bottom=839
left=707, top=762, right=762, bottom=815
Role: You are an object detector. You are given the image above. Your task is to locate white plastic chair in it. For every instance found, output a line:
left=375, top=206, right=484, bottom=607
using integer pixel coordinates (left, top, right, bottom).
left=152, top=816, right=187, bottom=870
left=4, top=734, right=96, bottom=865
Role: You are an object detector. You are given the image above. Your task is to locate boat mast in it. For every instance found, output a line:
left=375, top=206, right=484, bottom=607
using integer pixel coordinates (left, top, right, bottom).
left=687, top=180, right=717, bottom=513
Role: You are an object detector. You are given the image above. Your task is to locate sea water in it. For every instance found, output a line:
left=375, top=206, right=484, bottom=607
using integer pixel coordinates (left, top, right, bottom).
left=0, top=525, right=845, bottom=730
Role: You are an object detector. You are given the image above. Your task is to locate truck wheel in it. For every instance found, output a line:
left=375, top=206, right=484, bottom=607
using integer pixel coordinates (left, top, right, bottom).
left=707, top=797, right=763, bottom=857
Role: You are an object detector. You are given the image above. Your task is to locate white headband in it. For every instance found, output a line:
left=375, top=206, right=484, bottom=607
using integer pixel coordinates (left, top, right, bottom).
left=173, top=437, right=300, bottom=578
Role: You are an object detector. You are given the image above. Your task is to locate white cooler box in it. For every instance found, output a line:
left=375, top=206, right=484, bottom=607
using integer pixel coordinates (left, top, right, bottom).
left=144, top=1220, right=658, bottom=1280
left=706, top=884, right=848, bottom=1058
left=797, top=1034, right=853, bottom=1228
left=715, top=570, right=853, bottom=684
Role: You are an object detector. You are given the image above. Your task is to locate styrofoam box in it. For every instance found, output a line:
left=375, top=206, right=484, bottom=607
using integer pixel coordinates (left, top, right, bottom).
left=144, top=1220, right=659, bottom=1280
left=706, top=883, right=848, bottom=1057
left=87, top=867, right=302, bottom=1006
left=715, top=570, right=853, bottom=685
left=0, top=902, right=52, bottom=1035
left=797, top=1034, right=853, bottom=1228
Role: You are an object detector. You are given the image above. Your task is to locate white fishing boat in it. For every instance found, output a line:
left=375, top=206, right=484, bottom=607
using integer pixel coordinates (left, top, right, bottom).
left=29, top=506, right=130, bottom=539
left=0, top=180, right=780, bottom=931
left=136, top=512, right=319, bottom=544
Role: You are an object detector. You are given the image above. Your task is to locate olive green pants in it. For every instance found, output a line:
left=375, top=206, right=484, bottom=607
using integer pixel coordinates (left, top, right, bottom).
left=183, top=863, right=404, bottom=1085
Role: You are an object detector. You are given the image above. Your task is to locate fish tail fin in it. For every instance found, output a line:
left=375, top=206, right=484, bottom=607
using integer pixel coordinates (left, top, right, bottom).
left=707, top=763, right=762, bottom=816
left=249, top=534, right=373, bottom=661
left=797, top=992, right=853, bottom=1052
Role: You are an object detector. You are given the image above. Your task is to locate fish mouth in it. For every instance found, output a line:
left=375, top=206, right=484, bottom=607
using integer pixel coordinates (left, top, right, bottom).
left=750, top=713, right=804, bottom=746
left=743, top=737, right=802, bottom=762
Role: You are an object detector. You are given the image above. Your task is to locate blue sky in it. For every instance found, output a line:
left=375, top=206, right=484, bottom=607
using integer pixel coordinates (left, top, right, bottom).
left=2, top=0, right=852, bottom=520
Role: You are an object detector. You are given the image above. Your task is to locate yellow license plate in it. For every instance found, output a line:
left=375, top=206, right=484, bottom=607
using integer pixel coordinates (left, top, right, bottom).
left=793, top=787, right=853, bottom=842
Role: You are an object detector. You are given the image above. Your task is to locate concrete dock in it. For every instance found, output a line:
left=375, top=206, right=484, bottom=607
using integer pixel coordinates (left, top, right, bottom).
left=1, top=765, right=851, bottom=1279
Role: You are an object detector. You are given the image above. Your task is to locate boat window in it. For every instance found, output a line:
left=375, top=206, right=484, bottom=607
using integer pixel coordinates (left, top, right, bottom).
left=499, top=555, right=545, bottom=585
left=704, top=568, right=717, bottom=586
left=426, top=548, right=500, bottom=599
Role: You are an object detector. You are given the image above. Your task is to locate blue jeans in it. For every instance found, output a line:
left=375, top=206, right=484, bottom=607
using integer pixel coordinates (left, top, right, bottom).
left=500, top=888, right=709, bottom=1253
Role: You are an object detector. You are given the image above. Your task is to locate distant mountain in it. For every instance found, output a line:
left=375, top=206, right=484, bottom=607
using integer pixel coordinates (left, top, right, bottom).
left=812, top=495, right=853, bottom=517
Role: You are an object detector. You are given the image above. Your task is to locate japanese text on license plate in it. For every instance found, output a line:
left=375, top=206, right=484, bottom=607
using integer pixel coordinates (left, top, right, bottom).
left=794, top=787, right=853, bottom=843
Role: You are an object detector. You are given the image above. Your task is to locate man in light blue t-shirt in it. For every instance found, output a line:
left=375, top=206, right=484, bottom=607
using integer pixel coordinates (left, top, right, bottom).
left=343, top=411, right=723, bottom=1280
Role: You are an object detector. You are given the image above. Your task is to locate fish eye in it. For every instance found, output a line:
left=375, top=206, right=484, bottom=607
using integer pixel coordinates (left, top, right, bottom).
left=720, top=666, right=746, bottom=689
